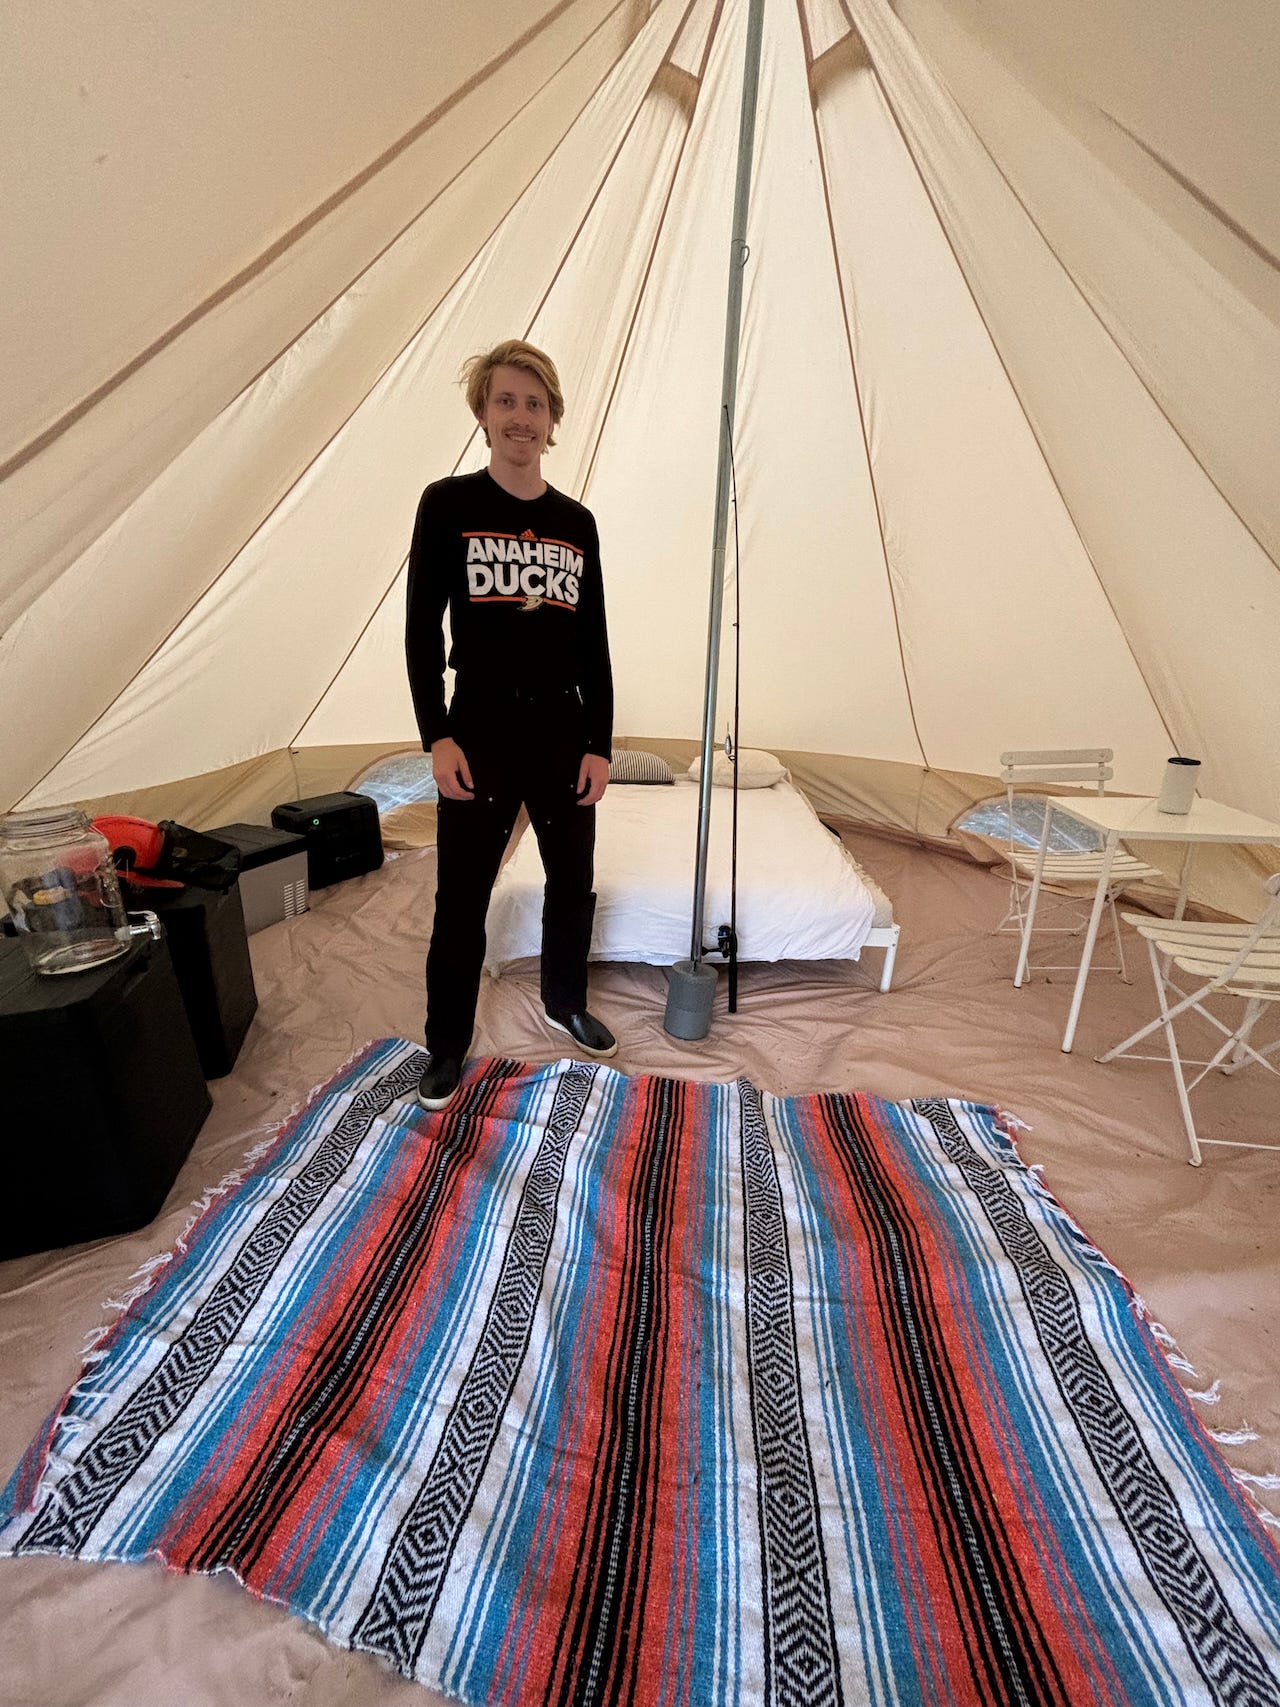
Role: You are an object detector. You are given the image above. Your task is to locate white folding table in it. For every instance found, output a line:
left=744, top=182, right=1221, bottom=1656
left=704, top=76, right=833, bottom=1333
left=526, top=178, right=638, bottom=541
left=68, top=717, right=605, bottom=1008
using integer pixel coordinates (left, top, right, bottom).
left=1015, top=793, right=1280, bottom=1052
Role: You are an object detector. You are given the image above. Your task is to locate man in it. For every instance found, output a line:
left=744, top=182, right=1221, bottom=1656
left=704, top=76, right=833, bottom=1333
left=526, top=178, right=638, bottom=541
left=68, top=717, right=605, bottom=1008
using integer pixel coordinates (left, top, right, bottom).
left=405, top=339, right=616, bottom=1110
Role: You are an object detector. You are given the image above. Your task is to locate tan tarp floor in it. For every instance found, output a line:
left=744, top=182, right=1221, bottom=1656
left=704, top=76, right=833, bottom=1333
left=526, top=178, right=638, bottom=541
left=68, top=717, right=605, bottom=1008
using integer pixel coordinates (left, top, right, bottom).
left=3, top=826, right=1278, bottom=1707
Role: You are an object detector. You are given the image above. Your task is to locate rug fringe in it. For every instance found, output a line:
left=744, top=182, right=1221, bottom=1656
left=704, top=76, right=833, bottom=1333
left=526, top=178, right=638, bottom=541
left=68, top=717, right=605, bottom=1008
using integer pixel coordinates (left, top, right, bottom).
left=120, top=1038, right=397, bottom=1297
left=1125, top=1292, right=1280, bottom=1539
left=1135, top=1306, right=1280, bottom=1527
left=12, top=1038, right=406, bottom=1525
left=1132, top=1298, right=1201, bottom=1374
left=996, top=1109, right=1034, bottom=1135
left=995, top=1134, right=1280, bottom=1535
left=1184, top=1379, right=1222, bottom=1405
left=1014, top=1159, right=1132, bottom=1293
left=1209, top=1426, right=1260, bottom=1446
left=990, top=1134, right=1273, bottom=1481
left=1232, top=1468, right=1280, bottom=1492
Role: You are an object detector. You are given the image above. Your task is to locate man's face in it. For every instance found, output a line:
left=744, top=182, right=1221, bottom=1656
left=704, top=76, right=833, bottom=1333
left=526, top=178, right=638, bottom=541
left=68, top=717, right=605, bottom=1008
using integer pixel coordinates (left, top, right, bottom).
left=477, top=363, right=553, bottom=471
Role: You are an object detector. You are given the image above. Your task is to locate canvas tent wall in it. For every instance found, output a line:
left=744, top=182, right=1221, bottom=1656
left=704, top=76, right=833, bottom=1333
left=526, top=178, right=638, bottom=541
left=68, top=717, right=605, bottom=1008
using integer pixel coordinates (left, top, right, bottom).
left=3, top=0, right=1278, bottom=917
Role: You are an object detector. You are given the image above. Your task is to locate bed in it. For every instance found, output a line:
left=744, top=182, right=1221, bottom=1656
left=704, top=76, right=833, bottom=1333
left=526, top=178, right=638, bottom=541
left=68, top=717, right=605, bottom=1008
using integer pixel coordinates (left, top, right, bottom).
left=483, top=764, right=900, bottom=990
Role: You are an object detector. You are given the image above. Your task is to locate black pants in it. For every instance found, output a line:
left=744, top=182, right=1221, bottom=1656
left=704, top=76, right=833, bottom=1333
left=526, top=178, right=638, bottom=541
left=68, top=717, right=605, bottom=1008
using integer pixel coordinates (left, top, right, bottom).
left=425, top=691, right=596, bottom=1059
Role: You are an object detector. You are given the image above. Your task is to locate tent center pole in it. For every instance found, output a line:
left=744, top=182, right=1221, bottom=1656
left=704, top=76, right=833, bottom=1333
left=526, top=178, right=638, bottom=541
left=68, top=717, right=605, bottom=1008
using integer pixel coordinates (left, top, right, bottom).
left=664, top=0, right=767, bottom=1042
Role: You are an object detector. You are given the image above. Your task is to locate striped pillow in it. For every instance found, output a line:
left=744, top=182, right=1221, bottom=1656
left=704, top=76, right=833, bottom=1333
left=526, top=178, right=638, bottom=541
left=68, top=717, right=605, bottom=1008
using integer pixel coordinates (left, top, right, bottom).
left=608, top=749, right=675, bottom=785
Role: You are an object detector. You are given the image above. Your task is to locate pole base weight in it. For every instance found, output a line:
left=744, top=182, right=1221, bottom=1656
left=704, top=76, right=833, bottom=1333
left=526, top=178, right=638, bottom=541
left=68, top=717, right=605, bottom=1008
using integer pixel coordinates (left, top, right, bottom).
left=663, top=959, right=718, bottom=1040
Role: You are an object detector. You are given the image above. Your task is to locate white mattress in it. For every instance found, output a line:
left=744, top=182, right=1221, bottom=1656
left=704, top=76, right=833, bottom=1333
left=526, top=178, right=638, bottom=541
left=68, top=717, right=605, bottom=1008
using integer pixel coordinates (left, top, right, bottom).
left=484, top=777, right=877, bottom=970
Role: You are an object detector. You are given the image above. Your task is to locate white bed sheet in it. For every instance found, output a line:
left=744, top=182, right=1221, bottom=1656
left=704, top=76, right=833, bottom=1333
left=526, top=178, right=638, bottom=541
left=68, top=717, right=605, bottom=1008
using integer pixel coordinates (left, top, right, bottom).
left=484, top=777, right=877, bottom=970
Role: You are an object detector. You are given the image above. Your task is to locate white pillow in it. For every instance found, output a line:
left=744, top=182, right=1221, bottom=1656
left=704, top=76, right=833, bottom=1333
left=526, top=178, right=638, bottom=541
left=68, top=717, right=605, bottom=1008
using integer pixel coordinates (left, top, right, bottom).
left=686, top=747, right=788, bottom=788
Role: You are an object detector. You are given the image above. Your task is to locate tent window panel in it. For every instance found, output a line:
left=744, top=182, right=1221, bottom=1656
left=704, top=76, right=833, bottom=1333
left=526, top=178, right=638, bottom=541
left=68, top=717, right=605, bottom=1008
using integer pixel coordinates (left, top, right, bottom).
left=958, top=795, right=1105, bottom=853
left=350, top=751, right=438, bottom=811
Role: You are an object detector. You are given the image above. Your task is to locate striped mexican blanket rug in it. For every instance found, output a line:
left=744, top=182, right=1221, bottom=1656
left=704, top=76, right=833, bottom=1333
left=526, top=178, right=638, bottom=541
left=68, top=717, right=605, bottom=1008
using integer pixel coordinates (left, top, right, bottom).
left=4, top=1040, right=1279, bottom=1707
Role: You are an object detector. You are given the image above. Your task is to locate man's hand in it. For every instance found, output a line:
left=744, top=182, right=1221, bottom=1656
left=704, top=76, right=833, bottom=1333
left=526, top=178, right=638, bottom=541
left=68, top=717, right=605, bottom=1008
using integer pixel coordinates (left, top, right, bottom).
left=577, top=753, right=610, bottom=806
left=432, top=737, right=475, bottom=800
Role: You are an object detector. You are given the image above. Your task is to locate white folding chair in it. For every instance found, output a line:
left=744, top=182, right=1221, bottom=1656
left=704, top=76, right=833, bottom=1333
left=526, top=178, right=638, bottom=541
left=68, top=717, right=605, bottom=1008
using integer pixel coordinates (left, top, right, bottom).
left=996, top=750, right=1163, bottom=984
left=1097, top=874, right=1280, bottom=1164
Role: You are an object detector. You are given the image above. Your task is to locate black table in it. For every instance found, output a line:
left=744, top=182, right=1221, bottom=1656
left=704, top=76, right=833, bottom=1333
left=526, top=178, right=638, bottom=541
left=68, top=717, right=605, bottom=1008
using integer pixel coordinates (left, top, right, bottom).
left=0, top=933, right=210, bottom=1258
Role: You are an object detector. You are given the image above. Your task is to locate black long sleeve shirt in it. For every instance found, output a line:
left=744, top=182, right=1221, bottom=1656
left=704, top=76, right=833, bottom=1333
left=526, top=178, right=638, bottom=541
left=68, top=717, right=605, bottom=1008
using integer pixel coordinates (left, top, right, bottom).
left=405, top=469, right=614, bottom=760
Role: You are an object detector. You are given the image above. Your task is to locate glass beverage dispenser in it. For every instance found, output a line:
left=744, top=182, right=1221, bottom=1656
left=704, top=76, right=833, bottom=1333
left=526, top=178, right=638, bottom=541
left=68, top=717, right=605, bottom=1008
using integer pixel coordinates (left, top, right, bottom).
left=0, top=807, right=134, bottom=974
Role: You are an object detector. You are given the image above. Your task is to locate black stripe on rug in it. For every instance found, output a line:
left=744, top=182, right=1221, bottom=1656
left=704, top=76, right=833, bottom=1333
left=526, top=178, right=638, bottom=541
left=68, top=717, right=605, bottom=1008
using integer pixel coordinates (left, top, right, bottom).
left=741, top=1080, right=843, bottom=1707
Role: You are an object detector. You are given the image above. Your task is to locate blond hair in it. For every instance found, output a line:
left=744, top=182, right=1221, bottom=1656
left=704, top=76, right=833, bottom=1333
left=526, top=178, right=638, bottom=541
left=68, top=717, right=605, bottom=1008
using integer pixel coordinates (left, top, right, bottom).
left=461, top=339, right=564, bottom=447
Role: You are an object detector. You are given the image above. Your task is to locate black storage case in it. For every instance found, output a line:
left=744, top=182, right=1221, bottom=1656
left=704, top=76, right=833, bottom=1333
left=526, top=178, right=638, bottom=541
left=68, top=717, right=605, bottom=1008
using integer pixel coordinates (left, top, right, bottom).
left=141, top=881, right=258, bottom=1078
left=270, top=791, right=383, bottom=889
left=0, top=934, right=211, bottom=1259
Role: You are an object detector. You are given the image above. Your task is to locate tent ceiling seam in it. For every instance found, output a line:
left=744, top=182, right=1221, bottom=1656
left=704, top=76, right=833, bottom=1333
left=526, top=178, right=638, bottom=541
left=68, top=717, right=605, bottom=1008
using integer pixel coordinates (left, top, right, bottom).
left=1097, top=108, right=1280, bottom=278
left=287, top=561, right=409, bottom=753
left=580, top=0, right=720, bottom=502
left=14, top=526, right=313, bottom=807
left=0, top=0, right=629, bottom=486
left=840, top=0, right=1180, bottom=748
left=519, top=0, right=705, bottom=379
left=687, top=0, right=723, bottom=88
left=293, top=0, right=707, bottom=749
left=14, top=0, right=674, bottom=803
left=232, top=0, right=651, bottom=408
left=439, top=0, right=704, bottom=490
left=438, top=0, right=706, bottom=494
left=800, top=0, right=930, bottom=774
left=18, top=346, right=415, bottom=807
left=970, top=111, right=1277, bottom=575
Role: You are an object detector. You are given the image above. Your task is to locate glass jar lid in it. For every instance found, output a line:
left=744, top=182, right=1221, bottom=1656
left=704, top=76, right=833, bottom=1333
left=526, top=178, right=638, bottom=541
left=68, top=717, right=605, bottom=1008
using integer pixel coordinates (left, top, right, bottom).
left=0, top=806, right=94, bottom=843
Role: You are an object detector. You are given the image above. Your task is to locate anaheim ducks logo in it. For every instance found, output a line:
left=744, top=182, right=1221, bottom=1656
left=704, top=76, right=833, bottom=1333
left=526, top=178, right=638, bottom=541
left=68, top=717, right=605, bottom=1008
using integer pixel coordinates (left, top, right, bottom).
left=518, top=531, right=543, bottom=610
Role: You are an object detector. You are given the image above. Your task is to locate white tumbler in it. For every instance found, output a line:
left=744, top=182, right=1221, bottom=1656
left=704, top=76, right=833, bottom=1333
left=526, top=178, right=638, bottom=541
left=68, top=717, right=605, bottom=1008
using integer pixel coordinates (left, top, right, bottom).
left=1157, top=757, right=1200, bottom=814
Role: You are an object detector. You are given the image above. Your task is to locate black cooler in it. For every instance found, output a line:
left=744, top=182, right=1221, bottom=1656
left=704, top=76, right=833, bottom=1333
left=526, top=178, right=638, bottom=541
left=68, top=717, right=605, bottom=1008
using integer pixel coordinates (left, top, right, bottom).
left=208, top=821, right=309, bottom=934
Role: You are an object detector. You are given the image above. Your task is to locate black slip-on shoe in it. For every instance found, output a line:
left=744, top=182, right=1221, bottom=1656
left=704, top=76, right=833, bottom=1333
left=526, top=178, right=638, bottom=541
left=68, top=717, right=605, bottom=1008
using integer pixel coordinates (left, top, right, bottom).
left=417, top=1054, right=462, bottom=1110
left=544, top=1009, right=618, bottom=1059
